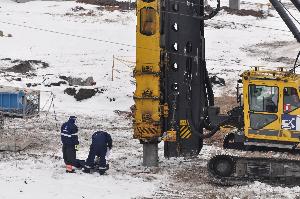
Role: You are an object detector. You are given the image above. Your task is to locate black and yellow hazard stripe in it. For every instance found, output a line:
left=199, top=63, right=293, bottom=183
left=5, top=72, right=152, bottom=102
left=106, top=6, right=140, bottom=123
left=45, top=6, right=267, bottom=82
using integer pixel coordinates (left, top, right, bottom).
left=137, top=126, right=158, bottom=136
left=180, top=125, right=191, bottom=139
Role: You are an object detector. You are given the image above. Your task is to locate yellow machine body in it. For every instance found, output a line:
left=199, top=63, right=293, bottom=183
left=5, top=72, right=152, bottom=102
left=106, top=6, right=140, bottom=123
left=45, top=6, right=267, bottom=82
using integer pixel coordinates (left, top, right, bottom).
left=242, top=67, right=300, bottom=145
left=133, top=0, right=162, bottom=141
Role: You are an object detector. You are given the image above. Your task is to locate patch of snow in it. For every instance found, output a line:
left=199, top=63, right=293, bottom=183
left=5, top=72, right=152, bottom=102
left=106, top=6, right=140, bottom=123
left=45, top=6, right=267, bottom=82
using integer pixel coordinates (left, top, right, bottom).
left=0, top=0, right=300, bottom=198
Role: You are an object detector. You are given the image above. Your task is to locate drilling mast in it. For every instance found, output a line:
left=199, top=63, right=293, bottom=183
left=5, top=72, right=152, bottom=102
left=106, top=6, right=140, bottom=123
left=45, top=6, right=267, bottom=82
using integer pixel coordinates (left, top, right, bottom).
left=134, top=0, right=219, bottom=165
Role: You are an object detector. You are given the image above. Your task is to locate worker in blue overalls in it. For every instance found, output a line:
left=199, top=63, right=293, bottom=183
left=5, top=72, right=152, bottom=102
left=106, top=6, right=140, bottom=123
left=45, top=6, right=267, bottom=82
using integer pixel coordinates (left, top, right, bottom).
left=61, top=116, right=81, bottom=173
left=84, top=131, right=112, bottom=175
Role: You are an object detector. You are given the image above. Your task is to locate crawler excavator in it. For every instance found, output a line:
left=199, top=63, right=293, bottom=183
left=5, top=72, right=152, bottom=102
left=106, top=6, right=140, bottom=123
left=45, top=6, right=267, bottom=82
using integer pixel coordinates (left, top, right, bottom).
left=133, top=0, right=300, bottom=185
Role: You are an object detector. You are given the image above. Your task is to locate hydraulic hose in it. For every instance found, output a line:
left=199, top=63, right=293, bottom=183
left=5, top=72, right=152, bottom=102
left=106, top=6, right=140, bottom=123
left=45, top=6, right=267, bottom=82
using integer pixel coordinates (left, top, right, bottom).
left=186, top=100, right=230, bottom=139
left=289, top=51, right=300, bottom=73
left=189, top=117, right=229, bottom=139
left=291, top=0, right=300, bottom=12
left=269, top=0, right=300, bottom=42
left=205, top=67, right=214, bottom=106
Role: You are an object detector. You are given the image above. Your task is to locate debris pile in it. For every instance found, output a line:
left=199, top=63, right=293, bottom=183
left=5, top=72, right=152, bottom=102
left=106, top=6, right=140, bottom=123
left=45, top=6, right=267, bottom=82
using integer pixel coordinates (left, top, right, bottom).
left=64, top=87, right=77, bottom=96
left=76, top=0, right=135, bottom=10
left=71, top=6, right=86, bottom=12
left=0, top=30, right=12, bottom=37
left=114, top=110, right=133, bottom=119
left=75, top=88, right=98, bottom=101
left=221, top=6, right=272, bottom=18
left=46, top=81, right=67, bottom=87
left=59, top=76, right=96, bottom=86
left=3, top=59, right=49, bottom=74
left=64, top=87, right=107, bottom=101
left=263, top=56, right=295, bottom=65
left=6, top=61, right=34, bottom=73
left=26, top=83, right=39, bottom=88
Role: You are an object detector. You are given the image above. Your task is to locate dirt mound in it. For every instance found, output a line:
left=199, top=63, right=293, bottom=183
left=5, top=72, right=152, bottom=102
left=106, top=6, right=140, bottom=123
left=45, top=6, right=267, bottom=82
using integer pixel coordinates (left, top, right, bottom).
left=46, top=81, right=67, bottom=87
left=59, top=76, right=96, bottom=86
left=71, top=6, right=86, bottom=12
left=64, top=87, right=107, bottom=101
left=263, top=56, right=295, bottom=65
left=221, top=6, right=269, bottom=18
left=64, top=88, right=77, bottom=96
left=76, top=0, right=135, bottom=10
left=4, top=59, right=49, bottom=74
left=114, top=110, right=133, bottom=119
left=74, top=88, right=98, bottom=101
left=0, top=30, right=12, bottom=37
left=242, top=41, right=300, bottom=65
left=6, top=61, right=34, bottom=73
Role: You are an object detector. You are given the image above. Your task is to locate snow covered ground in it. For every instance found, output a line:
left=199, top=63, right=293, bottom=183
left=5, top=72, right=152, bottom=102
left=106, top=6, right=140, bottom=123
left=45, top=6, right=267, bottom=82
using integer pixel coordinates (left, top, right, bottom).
left=0, top=0, right=300, bottom=198
left=0, top=112, right=161, bottom=199
left=0, top=0, right=136, bottom=116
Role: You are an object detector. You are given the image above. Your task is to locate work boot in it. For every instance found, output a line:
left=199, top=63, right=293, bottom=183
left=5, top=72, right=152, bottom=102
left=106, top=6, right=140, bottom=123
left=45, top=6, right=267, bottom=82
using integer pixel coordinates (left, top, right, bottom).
left=75, top=159, right=85, bottom=169
left=99, top=167, right=107, bottom=175
left=99, top=170, right=106, bottom=175
left=83, top=168, right=91, bottom=173
left=66, top=165, right=75, bottom=173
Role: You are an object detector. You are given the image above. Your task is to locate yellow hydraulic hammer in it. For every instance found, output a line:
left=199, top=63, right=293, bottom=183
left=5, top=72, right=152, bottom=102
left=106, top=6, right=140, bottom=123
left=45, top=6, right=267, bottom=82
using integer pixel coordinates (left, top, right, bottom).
left=134, top=0, right=162, bottom=166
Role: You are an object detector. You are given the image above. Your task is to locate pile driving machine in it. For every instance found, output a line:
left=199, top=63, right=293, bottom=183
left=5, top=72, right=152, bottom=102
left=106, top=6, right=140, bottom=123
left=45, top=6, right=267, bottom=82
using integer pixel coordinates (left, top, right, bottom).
left=133, top=0, right=300, bottom=185
left=134, top=0, right=220, bottom=165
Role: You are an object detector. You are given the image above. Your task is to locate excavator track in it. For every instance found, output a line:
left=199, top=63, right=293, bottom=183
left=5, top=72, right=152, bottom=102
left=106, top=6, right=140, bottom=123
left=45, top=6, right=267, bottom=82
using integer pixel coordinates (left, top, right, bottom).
left=208, top=154, right=300, bottom=186
left=215, top=132, right=300, bottom=186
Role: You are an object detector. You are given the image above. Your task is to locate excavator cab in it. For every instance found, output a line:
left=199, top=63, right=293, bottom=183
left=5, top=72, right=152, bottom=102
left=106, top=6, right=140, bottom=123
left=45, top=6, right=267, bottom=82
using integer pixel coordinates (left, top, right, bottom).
left=208, top=63, right=300, bottom=186
left=242, top=67, right=300, bottom=149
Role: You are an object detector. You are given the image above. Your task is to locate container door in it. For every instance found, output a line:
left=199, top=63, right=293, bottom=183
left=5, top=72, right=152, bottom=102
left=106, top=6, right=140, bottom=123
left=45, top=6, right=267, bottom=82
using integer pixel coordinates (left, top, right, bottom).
left=247, top=85, right=280, bottom=139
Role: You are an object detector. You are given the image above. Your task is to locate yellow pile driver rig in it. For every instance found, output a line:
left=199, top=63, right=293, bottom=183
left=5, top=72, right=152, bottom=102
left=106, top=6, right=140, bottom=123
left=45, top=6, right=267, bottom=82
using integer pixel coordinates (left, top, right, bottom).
left=133, top=0, right=300, bottom=185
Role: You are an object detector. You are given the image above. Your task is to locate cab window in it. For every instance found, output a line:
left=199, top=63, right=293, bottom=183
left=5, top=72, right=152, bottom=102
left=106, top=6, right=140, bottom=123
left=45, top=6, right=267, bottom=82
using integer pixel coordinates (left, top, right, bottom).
left=140, top=7, right=156, bottom=36
left=283, top=87, right=300, bottom=113
left=249, top=85, right=278, bottom=113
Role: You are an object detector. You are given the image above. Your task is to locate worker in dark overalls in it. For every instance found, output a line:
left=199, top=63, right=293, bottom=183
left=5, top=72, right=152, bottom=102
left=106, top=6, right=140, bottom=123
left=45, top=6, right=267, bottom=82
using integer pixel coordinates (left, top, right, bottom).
left=84, top=131, right=112, bottom=175
left=61, top=116, right=81, bottom=173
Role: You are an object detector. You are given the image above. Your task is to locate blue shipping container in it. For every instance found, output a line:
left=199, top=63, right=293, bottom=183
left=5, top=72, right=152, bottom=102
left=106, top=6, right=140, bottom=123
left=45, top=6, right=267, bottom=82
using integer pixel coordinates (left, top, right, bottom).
left=0, top=87, right=40, bottom=117
left=0, top=91, right=25, bottom=111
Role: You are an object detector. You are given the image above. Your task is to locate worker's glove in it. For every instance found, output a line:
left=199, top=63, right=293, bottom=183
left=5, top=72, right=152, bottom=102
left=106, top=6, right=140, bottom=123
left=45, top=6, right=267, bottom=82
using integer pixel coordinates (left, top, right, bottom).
left=106, top=148, right=111, bottom=159
left=95, top=157, right=100, bottom=165
left=75, top=145, right=79, bottom=151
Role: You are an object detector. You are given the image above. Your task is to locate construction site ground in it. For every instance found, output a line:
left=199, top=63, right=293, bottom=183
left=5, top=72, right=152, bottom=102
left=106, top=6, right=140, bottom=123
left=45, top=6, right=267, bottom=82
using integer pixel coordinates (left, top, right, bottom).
left=0, top=0, right=300, bottom=198
left=2, top=110, right=300, bottom=198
